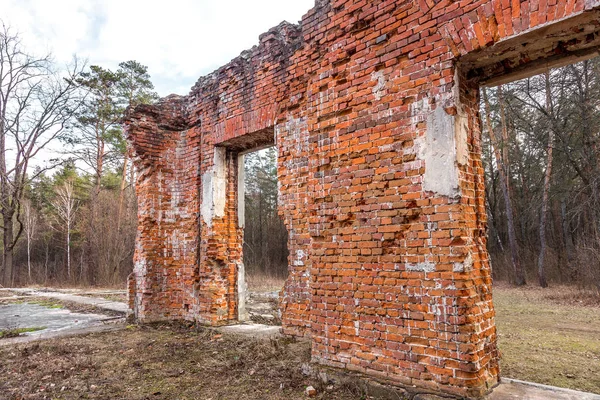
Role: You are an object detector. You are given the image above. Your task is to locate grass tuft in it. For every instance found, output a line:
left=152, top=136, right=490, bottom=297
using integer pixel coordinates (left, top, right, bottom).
left=0, top=326, right=46, bottom=339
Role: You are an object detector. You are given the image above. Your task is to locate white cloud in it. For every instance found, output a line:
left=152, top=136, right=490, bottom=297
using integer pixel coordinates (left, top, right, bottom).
left=1, top=0, right=315, bottom=96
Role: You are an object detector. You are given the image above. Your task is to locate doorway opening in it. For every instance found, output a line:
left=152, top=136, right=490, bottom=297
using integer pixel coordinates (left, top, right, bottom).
left=240, top=146, right=289, bottom=324
left=476, top=55, right=600, bottom=394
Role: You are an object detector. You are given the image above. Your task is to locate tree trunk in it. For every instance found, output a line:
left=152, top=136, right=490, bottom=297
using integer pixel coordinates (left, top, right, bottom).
left=483, top=87, right=526, bottom=286
left=3, top=211, right=14, bottom=286
left=486, top=197, right=505, bottom=252
left=258, top=189, right=264, bottom=274
left=537, top=73, right=554, bottom=288
left=117, top=152, right=129, bottom=231
left=96, top=137, right=105, bottom=195
left=27, top=232, right=32, bottom=282
left=561, top=199, right=576, bottom=280
left=44, top=241, right=49, bottom=284
left=79, top=247, right=85, bottom=283
left=537, top=147, right=553, bottom=288
left=67, top=220, right=71, bottom=280
left=0, top=114, right=5, bottom=286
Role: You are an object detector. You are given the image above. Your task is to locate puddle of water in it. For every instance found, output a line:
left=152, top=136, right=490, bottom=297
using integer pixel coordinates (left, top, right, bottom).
left=0, top=303, right=110, bottom=336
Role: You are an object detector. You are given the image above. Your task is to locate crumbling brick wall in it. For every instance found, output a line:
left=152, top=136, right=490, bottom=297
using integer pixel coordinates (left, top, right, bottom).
left=125, top=0, right=600, bottom=397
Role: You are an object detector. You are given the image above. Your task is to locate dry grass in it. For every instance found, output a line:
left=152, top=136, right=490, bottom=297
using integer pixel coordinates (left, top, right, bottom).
left=5, top=282, right=128, bottom=291
left=79, top=292, right=127, bottom=303
left=246, top=274, right=286, bottom=293
left=0, top=323, right=361, bottom=400
left=1, top=282, right=599, bottom=397
left=0, top=327, right=46, bottom=339
left=494, top=283, right=600, bottom=393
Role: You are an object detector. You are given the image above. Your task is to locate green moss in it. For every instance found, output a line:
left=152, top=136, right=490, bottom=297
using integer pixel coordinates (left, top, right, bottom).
left=29, top=299, right=63, bottom=309
left=0, top=326, right=46, bottom=338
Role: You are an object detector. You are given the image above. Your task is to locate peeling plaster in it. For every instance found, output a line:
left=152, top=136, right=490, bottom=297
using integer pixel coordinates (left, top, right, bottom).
left=371, top=70, right=386, bottom=100
left=201, top=147, right=227, bottom=227
left=406, top=262, right=436, bottom=273
left=586, top=0, right=600, bottom=9
left=294, top=249, right=305, bottom=266
left=418, top=106, right=460, bottom=198
left=237, top=154, right=246, bottom=228
left=237, top=261, right=249, bottom=321
left=452, top=70, right=470, bottom=167
left=201, top=172, right=214, bottom=227
left=453, top=253, right=474, bottom=273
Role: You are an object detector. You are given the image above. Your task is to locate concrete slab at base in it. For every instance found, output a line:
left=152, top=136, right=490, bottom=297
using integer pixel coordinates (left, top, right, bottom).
left=488, top=378, right=600, bottom=400
left=305, top=362, right=600, bottom=400
left=218, top=323, right=281, bottom=338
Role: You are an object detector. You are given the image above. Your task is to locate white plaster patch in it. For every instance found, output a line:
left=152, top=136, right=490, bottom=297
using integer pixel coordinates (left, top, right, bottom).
left=277, top=117, right=308, bottom=172
left=453, top=253, right=474, bottom=273
left=371, top=70, right=386, bottom=100
left=213, top=147, right=227, bottom=218
left=237, top=261, right=249, bottom=321
left=201, top=148, right=227, bottom=227
left=134, top=258, right=147, bottom=274
left=410, top=97, right=432, bottom=127
left=451, top=69, right=470, bottom=167
left=237, top=154, right=245, bottom=228
left=406, top=262, right=436, bottom=273
left=294, top=249, right=306, bottom=266
left=201, top=171, right=214, bottom=227
left=417, top=106, right=460, bottom=198
left=585, top=0, right=600, bottom=10
left=454, top=112, right=469, bottom=166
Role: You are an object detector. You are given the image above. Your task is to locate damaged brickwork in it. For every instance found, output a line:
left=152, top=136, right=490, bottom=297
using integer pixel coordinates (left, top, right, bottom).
left=124, top=1, right=600, bottom=398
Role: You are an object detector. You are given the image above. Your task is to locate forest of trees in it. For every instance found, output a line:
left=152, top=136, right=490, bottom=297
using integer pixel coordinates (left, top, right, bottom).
left=243, top=148, right=289, bottom=279
left=0, top=24, right=598, bottom=290
left=482, top=59, right=600, bottom=290
left=0, top=25, right=157, bottom=287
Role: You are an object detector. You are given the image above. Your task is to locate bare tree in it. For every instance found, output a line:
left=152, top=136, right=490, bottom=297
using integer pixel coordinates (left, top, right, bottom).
left=483, top=87, right=526, bottom=286
left=51, top=180, right=77, bottom=280
left=536, top=72, right=555, bottom=288
left=244, top=148, right=289, bottom=278
left=22, top=198, right=37, bottom=282
left=0, top=23, right=81, bottom=286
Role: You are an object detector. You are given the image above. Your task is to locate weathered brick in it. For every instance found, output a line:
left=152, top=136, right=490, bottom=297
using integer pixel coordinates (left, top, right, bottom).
left=124, top=2, right=600, bottom=398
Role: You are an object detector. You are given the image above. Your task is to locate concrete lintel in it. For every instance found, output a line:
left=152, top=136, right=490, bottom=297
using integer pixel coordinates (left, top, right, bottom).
left=482, top=47, right=600, bottom=88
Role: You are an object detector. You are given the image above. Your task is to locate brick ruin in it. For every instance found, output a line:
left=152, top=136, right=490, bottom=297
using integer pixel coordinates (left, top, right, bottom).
left=124, top=1, right=600, bottom=398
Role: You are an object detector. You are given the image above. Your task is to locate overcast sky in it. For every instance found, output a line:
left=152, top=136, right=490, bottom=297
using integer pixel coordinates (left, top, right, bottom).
left=1, top=0, right=315, bottom=96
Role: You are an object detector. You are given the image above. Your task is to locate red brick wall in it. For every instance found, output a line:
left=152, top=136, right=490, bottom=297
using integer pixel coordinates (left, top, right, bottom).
left=125, top=1, right=600, bottom=397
